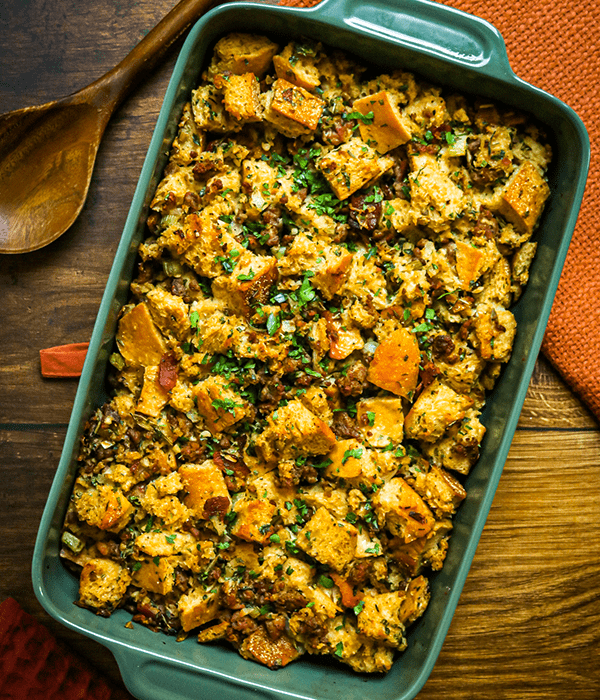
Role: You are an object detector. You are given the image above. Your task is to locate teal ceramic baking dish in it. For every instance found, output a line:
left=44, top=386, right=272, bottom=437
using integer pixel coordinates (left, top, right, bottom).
left=32, top=0, right=589, bottom=698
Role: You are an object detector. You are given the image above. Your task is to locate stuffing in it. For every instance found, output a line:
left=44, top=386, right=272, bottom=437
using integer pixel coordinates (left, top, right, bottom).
left=495, top=160, right=550, bottom=235
left=217, top=72, right=262, bottom=122
left=273, top=41, right=322, bottom=91
left=178, top=460, right=231, bottom=520
left=116, top=302, right=167, bottom=367
left=404, top=379, right=474, bottom=442
left=209, top=33, right=278, bottom=77
left=352, top=90, right=412, bottom=154
left=62, top=31, right=550, bottom=675
left=269, top=79, right=324, bottom=130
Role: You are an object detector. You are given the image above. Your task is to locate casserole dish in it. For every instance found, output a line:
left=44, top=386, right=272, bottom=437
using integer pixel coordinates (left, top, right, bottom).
left=32, top=0, right=589, bottom=698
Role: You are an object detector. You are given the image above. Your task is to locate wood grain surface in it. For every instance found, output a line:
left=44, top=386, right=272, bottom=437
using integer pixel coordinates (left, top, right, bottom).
left=1, top=1, right=598, bottom=698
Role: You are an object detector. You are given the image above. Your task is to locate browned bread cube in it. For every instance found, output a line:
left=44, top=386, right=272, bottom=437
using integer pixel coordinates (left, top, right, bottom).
left=216, top=72, right=262, bottom=122
left=212, top=33, right=278, bottom=76
left=116, top=302, right=166, bottom=367
left=352, top=90, right=412, bottom=153
left=270, top=78, right=324, bottom=130
left=316, top=138, right=394, bottom=200
left=497, top=160, right=550, bottom=234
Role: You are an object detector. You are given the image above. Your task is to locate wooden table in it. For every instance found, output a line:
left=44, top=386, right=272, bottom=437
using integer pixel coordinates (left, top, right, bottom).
left=1, top=1, right=598, bottom=697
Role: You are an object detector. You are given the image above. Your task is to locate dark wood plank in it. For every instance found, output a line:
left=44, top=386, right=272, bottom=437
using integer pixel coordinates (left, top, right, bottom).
left=0, top=0, right=177, bottom=113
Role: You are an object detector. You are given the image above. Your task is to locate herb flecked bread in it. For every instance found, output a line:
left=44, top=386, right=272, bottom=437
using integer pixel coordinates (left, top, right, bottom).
left=61, top=33, right=551, bottom=673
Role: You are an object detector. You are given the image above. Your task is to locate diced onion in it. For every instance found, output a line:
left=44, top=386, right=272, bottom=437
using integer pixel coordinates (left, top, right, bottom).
left=363, top=338, right=379, bottom=355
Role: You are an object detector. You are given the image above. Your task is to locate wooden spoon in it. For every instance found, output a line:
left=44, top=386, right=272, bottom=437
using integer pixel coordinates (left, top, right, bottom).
left=0, top=0, right=221, bottom=254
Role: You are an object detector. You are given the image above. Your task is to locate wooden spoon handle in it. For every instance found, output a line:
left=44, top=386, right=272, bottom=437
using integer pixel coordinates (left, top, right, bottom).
left=81, top=0, right=223, bottom=113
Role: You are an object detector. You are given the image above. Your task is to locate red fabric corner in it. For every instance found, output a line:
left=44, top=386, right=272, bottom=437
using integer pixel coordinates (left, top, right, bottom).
left=0, top=597, right=133, bottom=700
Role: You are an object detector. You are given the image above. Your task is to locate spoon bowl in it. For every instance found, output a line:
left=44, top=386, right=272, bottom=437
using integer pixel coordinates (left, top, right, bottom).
left=0, top=99, right=105, bottom=253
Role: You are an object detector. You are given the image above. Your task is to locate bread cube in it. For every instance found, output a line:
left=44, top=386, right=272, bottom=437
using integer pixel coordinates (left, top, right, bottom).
left=255, top=400, right=337, bottom=462
left=131, top=557, right=175, bottom=596
left=74, top=482, right=134, bottom=533
left=397, top=575, right=430, bottom=625
left=367, top=327, right=420, bottom=399
left=78, top=558, right=131, bottom=611
left=404, top=379, right=473, bottom=442
left=316, top=138, right=394, bottom=200
left=373, top=477, right=435, bottom=543
left=512, top=241, right=538, bottom=287
left=212, top=254, right=278, bottom=317
left=276, top=231, right=318, bottom=277
left=497, top=160, right=550, bottom=235
left=389, top=519, right=453, bottom=575
left=230, top=497, right=277, bottom=544
left=140, top=482, right=190, bottom=529
left=312, top=248, right=354, bottom=300
left=216, top=72, right=262, bottom=122
left=134, top=531, right=197, bottom=558
left=455, top=239, right=486, bottom=290
left=422, top=464, right=466, bottom=514
left=192, top=375, right=247, bottom=434
left=305, top=316, right=330, bottom=360
left=296, top=506, right=357, bottom=572
left=424, top=409, right=486, bottom=476
left=178, top=586, right=221, bottom=632
left=183, top=211, right=247, bottom=279
left=323, top=440, right=380, bottom=490
left=262, top=91, right=313, bottom=138
left=169, top=102, right=205, bottom=165
left=212, top=33, right=278, bottom=77
left=178, top=460, right=231, bottom=520
left=297, top=384, right=333, bottom=424
left=241, top=158, right=282, bottom=215
left=191, top=84, right=241, bottom=133
left=473, top=301, right=517, bottom=362
left=356, top=396, right=404, bottom=447
left=145, top=287, right=191, bottom=340
left=136, top=365, right=169, bottom=417
left=239, top=627, right=302, bottom=669
left=324, top=314, right=364, bottom=360
left=197, top=620, right=229, bottom=643
left=408, top=150, right=465, bottom=227
left=357, top=590, right=408, bottom=648
left=273, top=42, right=321, bottom=91
left=116, top=302, right=167, bottom=367
left=352, top=91, right=412, bottom=154
left=270, top=78, right=324, bottom=130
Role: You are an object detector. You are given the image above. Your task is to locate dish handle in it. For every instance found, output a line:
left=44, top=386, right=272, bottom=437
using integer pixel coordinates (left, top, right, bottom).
left=313, top=0, right=514, bottom=81
left=110, top=644, right=281, bottom=700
